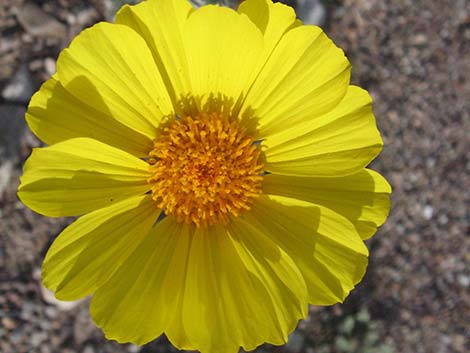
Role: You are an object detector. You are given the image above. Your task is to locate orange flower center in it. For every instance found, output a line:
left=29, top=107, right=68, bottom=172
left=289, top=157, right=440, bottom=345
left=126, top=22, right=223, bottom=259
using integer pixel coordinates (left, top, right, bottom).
left=148, top=113, right=264, bottom=227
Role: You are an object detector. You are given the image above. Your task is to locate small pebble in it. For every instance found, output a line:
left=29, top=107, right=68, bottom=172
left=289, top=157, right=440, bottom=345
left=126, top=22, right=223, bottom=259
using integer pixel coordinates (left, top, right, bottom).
left=456, top=274, right=470, bottom=288
left=423, top=205, right=434, bottom=220
left=44, top=57, right=56, bottom=76
left=1, top=317, right=16, bottom=330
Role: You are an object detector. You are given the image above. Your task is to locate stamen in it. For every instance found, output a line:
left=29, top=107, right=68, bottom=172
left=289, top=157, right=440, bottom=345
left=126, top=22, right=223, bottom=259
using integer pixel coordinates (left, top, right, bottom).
left=147, top=113, right=264, bottom=227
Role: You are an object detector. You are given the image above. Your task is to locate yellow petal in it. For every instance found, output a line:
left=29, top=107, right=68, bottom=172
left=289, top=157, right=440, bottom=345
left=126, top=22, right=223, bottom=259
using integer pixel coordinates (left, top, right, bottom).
left=247, top=195, right=368, bottom=305
left=225, top=219, right=308, bottom=350
left=90, top=218, right=191, bottom=346
left=263, top=169, right=391, bottom=239
left=240, top=25, right=350, bottom=135
left=18, top=138, right=150, bottom=217
left=56, top=22, right=173, bottom=140
left=238, top=0, right=298, bottom=82
left=42, top=195, right=159, bottom=301
left=115, top=0, right=194, bottom=111
left=182, top=5, right=264, bottom=114
left=175, top=223, right=307, bottom=352
left=26, top=76, right=153, bottom=157
left=238, top=0, right=298, bottom=47
left=91, top=217, right=308, bottom=353
left=264, top=86, right=383, bottom=176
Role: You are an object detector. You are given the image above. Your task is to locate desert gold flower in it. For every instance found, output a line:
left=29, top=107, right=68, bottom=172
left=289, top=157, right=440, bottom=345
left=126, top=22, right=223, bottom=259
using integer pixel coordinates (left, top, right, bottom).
left=18, top=0, right=391, bottom=352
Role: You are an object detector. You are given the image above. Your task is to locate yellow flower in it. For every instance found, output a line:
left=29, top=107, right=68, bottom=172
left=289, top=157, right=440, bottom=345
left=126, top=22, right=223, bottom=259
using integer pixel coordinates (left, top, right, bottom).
left=18, top=0, right=391, bottom=352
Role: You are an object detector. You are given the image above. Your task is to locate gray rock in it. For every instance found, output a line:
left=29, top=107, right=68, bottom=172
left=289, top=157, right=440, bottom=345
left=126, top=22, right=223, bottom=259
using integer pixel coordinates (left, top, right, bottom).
left=0, top=160, right=14, bottom=199
left=422, top=205, right=434, bottom=220
left=0, top=104, right=27, bottom=196
left=296, top=0, right=326, bottom=26
left=1, top=63, right=34, bottom=104
left=190, top=0, right=239, bottom=8
left=14, top=3, right=66, bottom=39
left=31, top=332, right=48, bottom=348
left=0, top=105, right=27, bottom=158
left=456, top=274, right=470, bottom=288
left=127, top=345, right=142, bottom=353
left=286, top=331, right=305, bottom=353
left=82, top=345, right=95, bottom=353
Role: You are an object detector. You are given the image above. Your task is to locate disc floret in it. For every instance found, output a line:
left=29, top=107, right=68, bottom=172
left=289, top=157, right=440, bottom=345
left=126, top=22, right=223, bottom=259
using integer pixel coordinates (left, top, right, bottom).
left=148, top=113, right=264, bottom=227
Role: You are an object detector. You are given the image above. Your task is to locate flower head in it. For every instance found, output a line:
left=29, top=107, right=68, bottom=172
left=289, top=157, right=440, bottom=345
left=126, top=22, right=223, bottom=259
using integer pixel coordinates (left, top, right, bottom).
left=18, top=0, right=391, bottom=352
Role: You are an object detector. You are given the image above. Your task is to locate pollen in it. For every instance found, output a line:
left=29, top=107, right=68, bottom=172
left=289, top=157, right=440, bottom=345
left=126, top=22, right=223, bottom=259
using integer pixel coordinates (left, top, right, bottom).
left=147, top=113, right=264, bottom=227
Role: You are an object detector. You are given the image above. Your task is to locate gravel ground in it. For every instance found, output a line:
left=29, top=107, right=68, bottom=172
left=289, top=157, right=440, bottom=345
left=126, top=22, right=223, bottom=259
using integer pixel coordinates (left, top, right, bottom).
left=326, top=2, right=469, bottom=353
left=1, top=1, right=469, bottom=353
